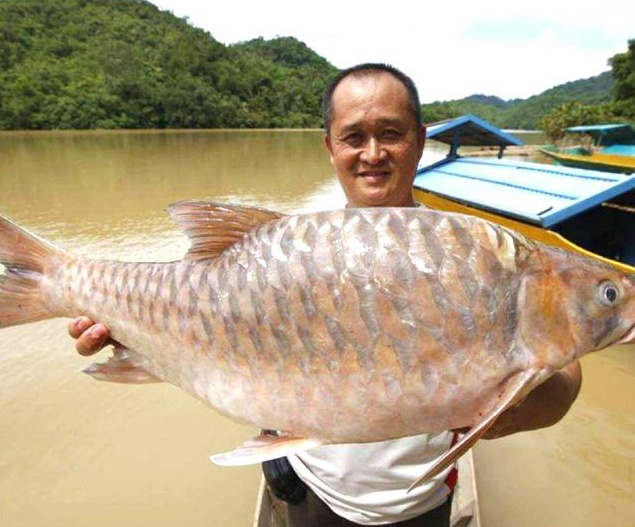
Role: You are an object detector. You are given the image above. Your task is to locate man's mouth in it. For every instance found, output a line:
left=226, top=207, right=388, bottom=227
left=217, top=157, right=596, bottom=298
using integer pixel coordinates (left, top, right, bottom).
left=358, top=170, right=390, bottom=181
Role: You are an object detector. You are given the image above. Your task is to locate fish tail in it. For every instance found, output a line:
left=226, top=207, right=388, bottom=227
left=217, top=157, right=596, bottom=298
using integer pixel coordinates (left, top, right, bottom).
left=0, top=214, right=60, bottom=328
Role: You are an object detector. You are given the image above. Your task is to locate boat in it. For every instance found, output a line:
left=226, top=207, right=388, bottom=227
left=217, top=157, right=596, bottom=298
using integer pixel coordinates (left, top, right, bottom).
left=253, top=451, right=481, bottom=527
left=415, top=115, right=635, bottom=274
left=539, top=123, right=635, bottom=174
left=253, top=115, right=633, bottom=526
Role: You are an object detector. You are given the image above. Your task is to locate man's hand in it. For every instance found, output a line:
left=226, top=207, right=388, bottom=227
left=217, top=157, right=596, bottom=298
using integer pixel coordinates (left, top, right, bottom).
left=483, top=361, right=582, bottom=439
left=451, top=362, right=582, bottom=439
left=67, top=316, right=114, bottom=356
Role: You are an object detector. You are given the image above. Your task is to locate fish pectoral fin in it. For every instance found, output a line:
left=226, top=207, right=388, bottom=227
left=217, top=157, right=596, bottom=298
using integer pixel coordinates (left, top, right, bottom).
left=167, top=200, right=285, bottom=261
left=408, top=368, right=541, bottom=493
left=210, top=434, right=323, bottom=466
left=82, top=345, right=162, bottom=384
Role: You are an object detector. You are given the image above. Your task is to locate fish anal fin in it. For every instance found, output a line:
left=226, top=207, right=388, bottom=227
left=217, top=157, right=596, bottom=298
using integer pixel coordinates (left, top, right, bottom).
left=167, top=200, right=286, bottom=261
left=211, top=434, right=322, bottom=466
left=408, top=368, right=543, bottom=492
left=83, top=345, right=162, bottom=384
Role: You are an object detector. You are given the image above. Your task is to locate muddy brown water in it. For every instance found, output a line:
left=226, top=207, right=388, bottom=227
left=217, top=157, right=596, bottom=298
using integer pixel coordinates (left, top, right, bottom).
left=0, top=130, right=633, bottom=526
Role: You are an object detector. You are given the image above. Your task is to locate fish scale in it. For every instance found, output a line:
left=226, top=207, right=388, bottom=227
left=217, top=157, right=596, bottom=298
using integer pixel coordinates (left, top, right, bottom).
left=2, top=201, right=635, bottom=483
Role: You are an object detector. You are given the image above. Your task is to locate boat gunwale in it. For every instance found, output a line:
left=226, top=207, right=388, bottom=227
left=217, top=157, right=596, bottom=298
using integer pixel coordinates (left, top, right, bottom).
left=411, top=186, right=635, bottom=275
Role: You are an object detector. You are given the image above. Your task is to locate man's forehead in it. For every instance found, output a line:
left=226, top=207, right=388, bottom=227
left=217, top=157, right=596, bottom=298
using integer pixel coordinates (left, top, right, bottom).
left=330, top=73, right=412, bottom=128
left=332, top=72, right=407, bottom=102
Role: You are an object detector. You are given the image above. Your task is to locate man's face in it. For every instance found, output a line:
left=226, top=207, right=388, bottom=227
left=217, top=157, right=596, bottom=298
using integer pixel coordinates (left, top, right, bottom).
left=324, top=73, right=426, bottom=208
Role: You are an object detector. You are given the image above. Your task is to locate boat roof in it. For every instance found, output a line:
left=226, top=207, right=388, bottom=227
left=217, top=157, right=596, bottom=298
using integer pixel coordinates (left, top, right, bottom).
left=565, top=123, right=635, bottom=145
left=566, top=123, right=633, bottom=133
left=426, top=114, right=523, bottom=147
left=415, top=156, right=635, bottom=228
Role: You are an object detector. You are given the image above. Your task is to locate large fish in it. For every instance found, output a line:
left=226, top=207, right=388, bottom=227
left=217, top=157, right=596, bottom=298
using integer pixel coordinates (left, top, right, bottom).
left=1, top=201, right=634, bottom=487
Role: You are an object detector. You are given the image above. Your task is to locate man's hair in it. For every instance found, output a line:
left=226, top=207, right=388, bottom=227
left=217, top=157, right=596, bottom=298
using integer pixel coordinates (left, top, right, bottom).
left=322, top=63, right=422, bottom=135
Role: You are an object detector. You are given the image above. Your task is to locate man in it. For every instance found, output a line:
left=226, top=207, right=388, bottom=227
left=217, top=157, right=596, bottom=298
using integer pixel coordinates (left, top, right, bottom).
left=69, top=64, right=582, bottom=526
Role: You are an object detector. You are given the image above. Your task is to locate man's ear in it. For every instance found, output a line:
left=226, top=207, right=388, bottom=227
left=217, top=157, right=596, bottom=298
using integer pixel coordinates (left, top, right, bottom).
left=417, top=125, right=427, bottom=156
left=323, top=134, right=335, bottom=164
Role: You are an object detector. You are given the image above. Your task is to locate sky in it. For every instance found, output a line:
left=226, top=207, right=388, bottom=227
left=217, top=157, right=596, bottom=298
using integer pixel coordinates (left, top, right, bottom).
left=150, top=0, right=634, bottom=103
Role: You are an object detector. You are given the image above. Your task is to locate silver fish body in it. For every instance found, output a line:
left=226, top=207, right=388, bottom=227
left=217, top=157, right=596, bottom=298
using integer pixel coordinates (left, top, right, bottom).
left=2, top=202, right=634, bottom=475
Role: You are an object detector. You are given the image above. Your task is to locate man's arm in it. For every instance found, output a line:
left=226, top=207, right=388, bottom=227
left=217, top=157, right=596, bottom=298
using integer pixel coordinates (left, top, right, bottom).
left=482, top=361, right=582, bottom=439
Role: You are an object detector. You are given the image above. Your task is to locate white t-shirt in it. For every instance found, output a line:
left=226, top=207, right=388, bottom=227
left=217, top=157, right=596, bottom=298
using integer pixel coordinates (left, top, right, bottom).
left=287, top=431, right=454, bottom=525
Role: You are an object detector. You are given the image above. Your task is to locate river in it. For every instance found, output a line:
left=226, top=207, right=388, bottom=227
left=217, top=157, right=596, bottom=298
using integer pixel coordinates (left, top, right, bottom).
left=0, top=130, right=633, bottom=526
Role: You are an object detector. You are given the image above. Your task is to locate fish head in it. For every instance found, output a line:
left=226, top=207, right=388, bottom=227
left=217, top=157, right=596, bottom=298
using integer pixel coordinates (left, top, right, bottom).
left=519, top=247, right=635, bottom=368
left=563, top=264, right=635, bottom=353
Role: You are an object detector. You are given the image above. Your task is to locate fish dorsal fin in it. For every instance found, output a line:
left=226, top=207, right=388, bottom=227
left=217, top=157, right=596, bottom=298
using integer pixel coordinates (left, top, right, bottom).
left=408, top=368, right=543, bottom=492
left=210, top=433, right=322, bottom=466
left=167, top=200, right=286, bottom=261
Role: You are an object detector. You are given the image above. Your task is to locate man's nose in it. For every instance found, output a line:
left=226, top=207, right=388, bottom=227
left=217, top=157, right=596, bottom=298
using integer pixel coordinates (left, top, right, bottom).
left=360, top=138, right=386, bottom=164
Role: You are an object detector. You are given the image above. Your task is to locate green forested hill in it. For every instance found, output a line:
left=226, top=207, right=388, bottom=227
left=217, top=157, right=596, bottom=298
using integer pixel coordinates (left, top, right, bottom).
left=501, top=71, right=613, bottom=129
left=422, top=71, right=613, bottom=129
left=0, top=0, right=337, bottom=129
left=0, top=0, right=629, bottom=131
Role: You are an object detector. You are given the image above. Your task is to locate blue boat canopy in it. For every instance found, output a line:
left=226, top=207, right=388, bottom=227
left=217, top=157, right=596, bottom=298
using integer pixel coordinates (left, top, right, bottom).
left=565, top=123, right=635, bottom=146
left=416, top=148, right=635, bottom=228
left=426, top=114, right=523, bottom=148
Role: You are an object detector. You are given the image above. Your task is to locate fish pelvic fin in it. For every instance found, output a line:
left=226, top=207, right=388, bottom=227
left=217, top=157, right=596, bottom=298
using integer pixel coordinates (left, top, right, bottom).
left=0, top=214, right=62, bottom=328
left=167, top=200, right=285, bottom=261
left=210, top=434, right=322, bottom=466
left=408, top=368, right=542, bottom=493
left=83, top=345, right=163, bottom=384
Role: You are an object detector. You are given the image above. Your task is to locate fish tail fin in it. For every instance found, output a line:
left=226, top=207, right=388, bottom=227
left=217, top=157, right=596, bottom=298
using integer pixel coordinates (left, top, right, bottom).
left=0, top=214, right=60, bottom=328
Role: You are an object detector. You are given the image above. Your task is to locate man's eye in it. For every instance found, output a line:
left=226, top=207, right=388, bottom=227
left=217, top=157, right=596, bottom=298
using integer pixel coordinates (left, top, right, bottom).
left=382, top=130, right=402, bottom=141
left=343, top=133, right=363, bottom=146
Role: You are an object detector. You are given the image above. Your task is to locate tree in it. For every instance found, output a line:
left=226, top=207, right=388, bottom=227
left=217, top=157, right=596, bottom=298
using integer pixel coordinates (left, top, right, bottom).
left=539, top=101, right=614, bottom=142
left=609, top=39, right=635, bottom=119
left=0, top=0, right=337, bottom=129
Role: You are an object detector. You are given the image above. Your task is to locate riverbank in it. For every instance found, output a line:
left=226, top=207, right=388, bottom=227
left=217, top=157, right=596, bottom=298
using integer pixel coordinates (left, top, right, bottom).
left=462, top=145, right=545, bottom=157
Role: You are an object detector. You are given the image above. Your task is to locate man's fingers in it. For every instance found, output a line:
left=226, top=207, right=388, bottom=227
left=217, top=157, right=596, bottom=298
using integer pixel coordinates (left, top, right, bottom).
left=76, top=323, right=110, bottom=356
left=68, top=316, right=95, bottom=339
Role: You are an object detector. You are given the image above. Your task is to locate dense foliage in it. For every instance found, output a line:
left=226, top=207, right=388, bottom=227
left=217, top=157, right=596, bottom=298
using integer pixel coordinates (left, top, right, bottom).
left=1, top=0, right=632, bottom=133
left=421, top=72, right=613, bottom=130
left=0, top=0, right=337, bottom=129
left=610, top=39, right=635, bottom=104
left=539, top=101, right=615, bottom=142
left=540, top=40, right=635, bottom=141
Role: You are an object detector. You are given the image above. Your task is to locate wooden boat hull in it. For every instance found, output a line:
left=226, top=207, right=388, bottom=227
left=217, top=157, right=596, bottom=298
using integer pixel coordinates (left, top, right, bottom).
left=540, top=147, right=635, bottom=174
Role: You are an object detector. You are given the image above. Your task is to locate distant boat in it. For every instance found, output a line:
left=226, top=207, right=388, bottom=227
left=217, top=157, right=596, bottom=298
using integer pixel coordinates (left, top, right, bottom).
left=415, top=115, right=635, bottom=273
left=540, top=123, right=635, bottom=174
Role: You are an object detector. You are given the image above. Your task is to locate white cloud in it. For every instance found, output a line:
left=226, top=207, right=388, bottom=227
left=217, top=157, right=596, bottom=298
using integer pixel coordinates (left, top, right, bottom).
left=150, top=0, right=634, bottom=102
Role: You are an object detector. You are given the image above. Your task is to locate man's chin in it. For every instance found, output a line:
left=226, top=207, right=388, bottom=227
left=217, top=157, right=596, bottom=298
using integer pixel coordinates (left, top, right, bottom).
left=358, top=189, right=393, bottom=207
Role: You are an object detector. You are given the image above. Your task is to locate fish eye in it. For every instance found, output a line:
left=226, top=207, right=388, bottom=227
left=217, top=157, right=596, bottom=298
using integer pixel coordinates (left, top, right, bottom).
left=599, top=281, right=620, bottom=306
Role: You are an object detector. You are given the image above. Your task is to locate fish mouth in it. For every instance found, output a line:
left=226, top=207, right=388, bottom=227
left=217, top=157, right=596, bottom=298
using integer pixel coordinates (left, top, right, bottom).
left=612, top=323, right=635, bottom=346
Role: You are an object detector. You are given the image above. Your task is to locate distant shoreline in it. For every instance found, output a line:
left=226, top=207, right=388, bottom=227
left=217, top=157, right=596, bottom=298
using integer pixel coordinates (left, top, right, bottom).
left=0, top=128, right=325, bottom=136
left=462, top=144, right=544, bottom=157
